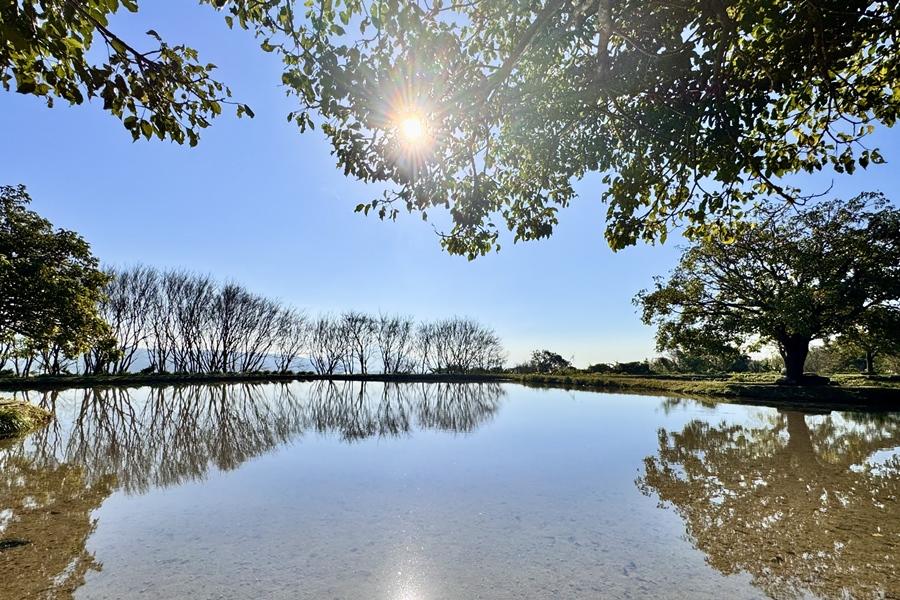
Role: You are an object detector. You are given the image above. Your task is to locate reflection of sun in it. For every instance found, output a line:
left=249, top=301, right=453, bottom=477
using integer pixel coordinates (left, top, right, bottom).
left=392, top=565, right=428, bottom=600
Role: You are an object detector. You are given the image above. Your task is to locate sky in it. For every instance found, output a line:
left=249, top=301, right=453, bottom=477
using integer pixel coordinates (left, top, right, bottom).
left=2, top=4, right=899, bottom=367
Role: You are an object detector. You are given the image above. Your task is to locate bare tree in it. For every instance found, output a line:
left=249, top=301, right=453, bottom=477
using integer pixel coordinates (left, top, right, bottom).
left=375, top=314, right=414, bottom=374
left=308, top=315, right=346, bottom=375
left=234, top=294, right=281, bottom=373
left=341, top=311, right=376, bottom=375
left=203, top=282, right=244, bottom=372
left=147, top=271, right=176, bottom=372
left=36, top=341, right=74, bottom=375
left=168, top=272, right=215, bottom=373
left=414, top=322, right=436, bottom=374
left=90, top=265, right=159, bottom=374
left=274, top=309, right=308, bottom=373
left=418, top=317, right=505, bottom=373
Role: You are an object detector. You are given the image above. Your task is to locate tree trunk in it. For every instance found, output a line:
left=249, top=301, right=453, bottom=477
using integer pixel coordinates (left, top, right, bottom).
left=779, top=336, right=810, bottom=383
left=865, top=350, right=876, bottom=375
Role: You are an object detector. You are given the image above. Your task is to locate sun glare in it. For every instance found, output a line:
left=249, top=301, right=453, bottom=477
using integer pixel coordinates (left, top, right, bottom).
left=389, top=100, right=435, bottom=167
left=398, top=113, right=426, bottom=145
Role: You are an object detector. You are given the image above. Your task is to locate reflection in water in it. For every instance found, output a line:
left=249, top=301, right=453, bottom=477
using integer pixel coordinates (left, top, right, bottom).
left=4, top=385, right=899, bottom=600
left=0, top=382, right=502, bottom=600
left=307, top=381, right=502, bottom=441
left=18, top=382, right=503, bottom=493
left=638, top=408, right=900, bottom=599
left=0, top=439, right=113, bottom=599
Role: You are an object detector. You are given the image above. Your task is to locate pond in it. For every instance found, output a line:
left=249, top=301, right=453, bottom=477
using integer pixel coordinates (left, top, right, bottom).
left=1, top=382, right=897, bottom=599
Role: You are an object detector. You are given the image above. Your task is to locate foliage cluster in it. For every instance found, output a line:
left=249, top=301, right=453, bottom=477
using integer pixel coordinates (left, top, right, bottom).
left=585, top=360, right=652, bottom=375
left=1, top=0, right=254, bottom=145
left=511, top=349, right=573, bottom=374
left=0, top=185, right=111, bottom=376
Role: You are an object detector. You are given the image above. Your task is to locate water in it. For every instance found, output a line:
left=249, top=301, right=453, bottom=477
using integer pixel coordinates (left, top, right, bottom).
left=0, top=382, right=897, bottom=599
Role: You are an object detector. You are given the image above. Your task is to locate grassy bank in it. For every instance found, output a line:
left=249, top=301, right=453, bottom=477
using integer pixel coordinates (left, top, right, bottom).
left=0, top=400, right=51, bottom=438
left=510, top=372, right=900, bottom=411
left=1, top=371, right=898, bottom=411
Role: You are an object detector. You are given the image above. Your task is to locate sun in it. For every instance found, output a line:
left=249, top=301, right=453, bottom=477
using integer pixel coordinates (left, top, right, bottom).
left=398, top=113, right=427, bottom=146
left=388, top=102, right=435, bottom=168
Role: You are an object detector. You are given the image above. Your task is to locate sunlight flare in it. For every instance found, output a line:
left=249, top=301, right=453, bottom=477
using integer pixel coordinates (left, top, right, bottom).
left=397, top=112, right=428, bottom=148
left=400, top=114, right=425, bottom=142
left=388, top=103, right=436, bottom=172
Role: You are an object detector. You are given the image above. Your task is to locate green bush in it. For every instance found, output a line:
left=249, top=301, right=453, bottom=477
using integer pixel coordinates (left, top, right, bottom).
left=0, top=401, right=51, bottom=437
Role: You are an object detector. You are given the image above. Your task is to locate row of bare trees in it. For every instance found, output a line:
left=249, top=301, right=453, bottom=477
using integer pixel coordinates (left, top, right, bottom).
left=306, top=312, right=505, bottom=375
left=64, top=266, right=505, bottom=376
left=76, top=266, right=309, bottom=375
left=2, top=265, right=505, bottom=378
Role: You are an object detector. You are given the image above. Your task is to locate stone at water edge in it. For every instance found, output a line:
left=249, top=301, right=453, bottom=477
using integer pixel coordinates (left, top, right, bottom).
left=0, top=539, right=31, bottom=551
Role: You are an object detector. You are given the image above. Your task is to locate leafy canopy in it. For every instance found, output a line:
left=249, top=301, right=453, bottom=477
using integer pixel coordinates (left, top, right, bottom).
left=832, top=307, right=900, bottom=371
left=636, top=193, right=900, bottom=371
left=0, top=185, right=110, bottom=357
left=4, top=1, right=899, bottom=255
left=222, top=0, right=900, bottom=256
left=1, top=0, right=255, bottom=146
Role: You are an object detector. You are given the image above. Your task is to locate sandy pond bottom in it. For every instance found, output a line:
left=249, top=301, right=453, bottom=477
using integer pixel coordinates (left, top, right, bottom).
left=1, top=381, right=897, bottom=599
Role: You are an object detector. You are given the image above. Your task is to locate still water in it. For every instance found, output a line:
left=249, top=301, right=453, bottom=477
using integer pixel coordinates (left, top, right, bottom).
left=0, top=382, right=897, bottom=599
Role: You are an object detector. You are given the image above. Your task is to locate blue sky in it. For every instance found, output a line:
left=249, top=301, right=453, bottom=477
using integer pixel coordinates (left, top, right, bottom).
left=1, top=3, right=898, bottom=366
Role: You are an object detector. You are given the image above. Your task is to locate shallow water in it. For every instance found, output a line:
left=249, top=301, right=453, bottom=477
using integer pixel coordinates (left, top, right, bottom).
left=0, top=382, right=897, bottom=599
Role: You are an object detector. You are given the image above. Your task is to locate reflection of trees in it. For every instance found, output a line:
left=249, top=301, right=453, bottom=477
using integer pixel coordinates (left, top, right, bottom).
left=638, top=409, right=900, bottom=599
left=19, top=381, right=504, bottom=493
left=0, top=437, right=114, bottom=600
left=0, top=381, right=503, bottom=599
left=27, top=384, right=309, bottom=494
left=304, top=381, right=503, bottom=441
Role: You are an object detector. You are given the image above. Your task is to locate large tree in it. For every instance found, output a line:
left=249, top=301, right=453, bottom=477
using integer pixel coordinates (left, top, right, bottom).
left=3, top=2, right=899, bottom=255
left=0, top=185, right=110, bottom=368
left=636, top=193, right=900, bottom=383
